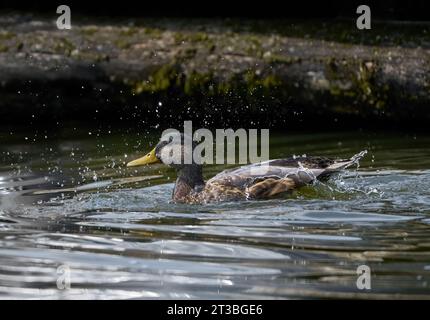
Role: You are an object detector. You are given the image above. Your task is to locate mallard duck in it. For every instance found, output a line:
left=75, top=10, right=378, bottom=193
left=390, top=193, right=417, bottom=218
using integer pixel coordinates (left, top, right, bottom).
left=127, top=133, right=367, bottom=204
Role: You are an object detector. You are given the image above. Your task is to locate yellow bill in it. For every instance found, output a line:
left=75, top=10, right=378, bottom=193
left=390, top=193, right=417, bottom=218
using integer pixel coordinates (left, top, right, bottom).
left=126, top=147, right=161, bottom=167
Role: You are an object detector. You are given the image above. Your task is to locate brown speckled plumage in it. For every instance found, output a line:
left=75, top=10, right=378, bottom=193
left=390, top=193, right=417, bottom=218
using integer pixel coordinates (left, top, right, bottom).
left=128, top=134, right=367, bottom=204
left=170, top=155, right=364, bottom=204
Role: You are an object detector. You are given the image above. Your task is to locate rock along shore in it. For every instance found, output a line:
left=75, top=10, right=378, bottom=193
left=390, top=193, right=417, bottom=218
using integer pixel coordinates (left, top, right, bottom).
left=0, top=14, right=429, bottom=129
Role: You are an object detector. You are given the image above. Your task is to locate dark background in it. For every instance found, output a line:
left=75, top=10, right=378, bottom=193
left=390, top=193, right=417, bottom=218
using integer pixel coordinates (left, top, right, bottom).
left=0, top=0, right=429, bottom=20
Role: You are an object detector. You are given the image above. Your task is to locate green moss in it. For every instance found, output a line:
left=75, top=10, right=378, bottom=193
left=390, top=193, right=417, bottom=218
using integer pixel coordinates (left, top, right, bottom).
left=114, top=39, right=132, bottom=49
left=175, top=48, right=198, bottom=61
left=174, top=32, right=209, bottom=44
left=261, top=74, right=283, bottom=88
left=0, top=44, right=8, bottom=53
left=0, top=31, right=16, bottom=41
left=119, top=27, right=139, bottom=37
left=143, top=27, right=163, bottom=37
left=185, top=71, right=283, bottom=97
left=352, top=61, right=388, bottom=109
left=0, top=31, right=15, bottom=53
left=190, top=32, right=209, bottom=42
left=173, top=33, right=186, bottom=44
left=356, top=62, right=374, bottom=99
left=80, top=26, right=98, bottom=36
left=324, top=57, right=389, bottom=113
left=54, top=38, right=76, bottom=56
left=129, top=62, right=284, bottom=100
left=94, top=54, right=110, bottom=62
left=208, top=43, right=216, bottom=53
left=244, top=35, right=263, bottom=57
left=70, top=50, right=109, bottom=62
left=265, top=54, right=301, bottom=65
left=216, top=78, right=235, bottom=95
left=184, top=71, right=213, bottom=95
left=244, top=71, right=282, bottom=94
left=133, top=65, right=180, bottom=94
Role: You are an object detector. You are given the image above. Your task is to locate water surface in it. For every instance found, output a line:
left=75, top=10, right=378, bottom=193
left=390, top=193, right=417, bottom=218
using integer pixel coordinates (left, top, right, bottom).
left=0, top=129, right=429, bottom=299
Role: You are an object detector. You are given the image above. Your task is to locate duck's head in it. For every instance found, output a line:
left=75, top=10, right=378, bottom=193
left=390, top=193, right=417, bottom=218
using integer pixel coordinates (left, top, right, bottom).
left=127, top=132, right=204, bottom=201
left=126, top=132, right=201, bottom=171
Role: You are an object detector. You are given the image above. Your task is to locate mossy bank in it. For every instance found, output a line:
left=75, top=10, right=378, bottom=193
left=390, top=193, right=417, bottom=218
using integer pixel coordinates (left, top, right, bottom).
left=0, top=14, right=429, bottom=129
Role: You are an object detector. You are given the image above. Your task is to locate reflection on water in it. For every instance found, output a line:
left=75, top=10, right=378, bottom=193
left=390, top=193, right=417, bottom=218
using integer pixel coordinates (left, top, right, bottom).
left=0, top=130, right=430, bottom=299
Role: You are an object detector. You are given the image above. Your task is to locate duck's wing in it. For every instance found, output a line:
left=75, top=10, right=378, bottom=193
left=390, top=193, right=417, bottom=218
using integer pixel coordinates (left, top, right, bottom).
left=207, top=151, right=367, bottom=192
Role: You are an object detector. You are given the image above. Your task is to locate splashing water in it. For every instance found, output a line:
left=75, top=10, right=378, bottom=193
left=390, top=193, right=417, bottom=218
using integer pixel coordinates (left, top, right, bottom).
left=0, top=130, right=430, bottom=299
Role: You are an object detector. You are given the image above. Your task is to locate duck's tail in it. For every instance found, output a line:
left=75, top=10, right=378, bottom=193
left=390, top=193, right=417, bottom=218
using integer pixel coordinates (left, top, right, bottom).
left=327, top=150, right=368, bottom=171
left=316, top=150, right=367, bottom=181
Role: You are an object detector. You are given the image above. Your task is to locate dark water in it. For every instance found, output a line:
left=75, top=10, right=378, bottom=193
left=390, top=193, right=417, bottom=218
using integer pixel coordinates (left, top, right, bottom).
left=0, top=129, right=429, bottom=299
